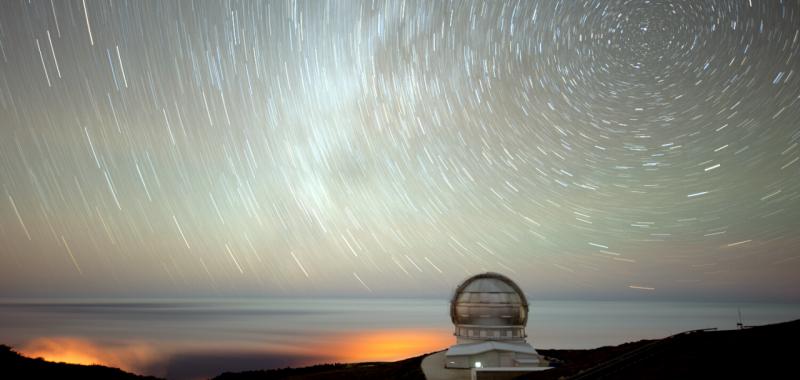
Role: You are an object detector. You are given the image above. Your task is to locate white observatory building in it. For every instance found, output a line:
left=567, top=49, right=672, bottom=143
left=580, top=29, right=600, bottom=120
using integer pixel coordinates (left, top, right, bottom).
left=444, top=272, right=541, bottom=369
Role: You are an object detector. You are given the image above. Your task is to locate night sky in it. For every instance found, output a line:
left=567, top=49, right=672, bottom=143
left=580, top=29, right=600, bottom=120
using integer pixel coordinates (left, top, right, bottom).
left=1, top=0, right=798, bottom=300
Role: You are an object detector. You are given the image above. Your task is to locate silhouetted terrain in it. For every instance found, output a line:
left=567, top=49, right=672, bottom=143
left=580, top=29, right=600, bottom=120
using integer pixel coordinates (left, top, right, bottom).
left=213, top=353, right=429, bottom=380
left=520, top=318, right=800, bottom=380
left=0, top=344, right=162, bottom=380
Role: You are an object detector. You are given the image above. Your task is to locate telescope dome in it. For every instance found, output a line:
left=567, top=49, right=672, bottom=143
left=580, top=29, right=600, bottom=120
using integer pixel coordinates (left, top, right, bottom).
left=449, top=272, right=529, bottom=342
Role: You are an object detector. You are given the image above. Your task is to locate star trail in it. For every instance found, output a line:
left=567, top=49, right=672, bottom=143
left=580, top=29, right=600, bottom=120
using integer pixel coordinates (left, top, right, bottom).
left=1, top=0, right=799, bottom=300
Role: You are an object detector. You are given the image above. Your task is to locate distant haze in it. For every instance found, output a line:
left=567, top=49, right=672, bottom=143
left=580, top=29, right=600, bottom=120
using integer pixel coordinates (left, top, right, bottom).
left=1, top=1, right=799, bottom=301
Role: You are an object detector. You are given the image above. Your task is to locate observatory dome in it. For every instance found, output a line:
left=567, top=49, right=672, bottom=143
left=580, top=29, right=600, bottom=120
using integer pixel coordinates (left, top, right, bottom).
left=450, top=272, right=529, bottom=342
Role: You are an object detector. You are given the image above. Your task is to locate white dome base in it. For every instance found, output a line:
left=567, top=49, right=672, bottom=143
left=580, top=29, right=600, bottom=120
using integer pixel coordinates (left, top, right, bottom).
left=444, top=341, right=540, bottom=369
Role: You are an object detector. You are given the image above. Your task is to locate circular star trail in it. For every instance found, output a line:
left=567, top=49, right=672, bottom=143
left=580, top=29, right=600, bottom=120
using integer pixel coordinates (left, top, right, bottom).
left=0, top=0, right=798, bottom=300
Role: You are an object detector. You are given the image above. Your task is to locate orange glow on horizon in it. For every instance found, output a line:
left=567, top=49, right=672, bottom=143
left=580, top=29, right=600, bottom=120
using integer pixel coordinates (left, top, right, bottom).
left=16, top=329, right=454, bottom=375
left=327, top=328, right=453, bottom=363
left=18, top=337, right=159, bottom=375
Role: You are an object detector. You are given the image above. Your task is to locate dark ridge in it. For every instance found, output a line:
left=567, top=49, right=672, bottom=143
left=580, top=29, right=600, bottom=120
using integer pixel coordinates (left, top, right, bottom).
left=517, top=318, right=800, bottom=380
left=0, top=344, right=162, bottom=380
left=212, top=352, right=432, bottom=380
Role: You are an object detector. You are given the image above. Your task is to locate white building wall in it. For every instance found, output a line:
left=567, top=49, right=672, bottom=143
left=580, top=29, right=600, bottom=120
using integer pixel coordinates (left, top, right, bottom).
left=446, top=349, right=540, bottom=369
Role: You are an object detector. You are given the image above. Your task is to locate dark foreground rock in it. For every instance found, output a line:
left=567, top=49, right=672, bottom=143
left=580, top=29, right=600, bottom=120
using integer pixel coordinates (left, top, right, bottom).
left=519, top=318, right=800, bottom=380
left=213, top=353, right=429, bottom=380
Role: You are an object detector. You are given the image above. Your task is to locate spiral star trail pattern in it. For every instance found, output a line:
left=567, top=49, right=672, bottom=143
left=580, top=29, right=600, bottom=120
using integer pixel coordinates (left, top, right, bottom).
left=0, top=1, right=798, bottom=300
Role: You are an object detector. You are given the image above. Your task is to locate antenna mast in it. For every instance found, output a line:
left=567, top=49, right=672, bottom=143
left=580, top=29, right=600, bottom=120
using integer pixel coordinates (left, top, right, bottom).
left=737, top=308, right=743, bottom=330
